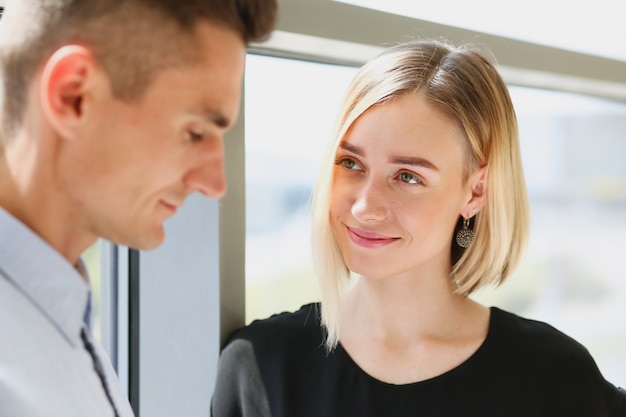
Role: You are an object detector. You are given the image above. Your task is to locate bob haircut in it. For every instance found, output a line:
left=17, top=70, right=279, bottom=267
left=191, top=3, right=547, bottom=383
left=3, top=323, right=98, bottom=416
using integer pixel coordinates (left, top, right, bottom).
left=311, top=39, right=530, bottom=351
left=0, top=0, right=277, bottom=143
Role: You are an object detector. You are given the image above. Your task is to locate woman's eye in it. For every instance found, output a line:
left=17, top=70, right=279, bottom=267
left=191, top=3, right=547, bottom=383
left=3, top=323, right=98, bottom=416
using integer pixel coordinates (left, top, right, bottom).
left=336, top=157, right=362, bottom=170
left=397, top=171, right=422, bottom=184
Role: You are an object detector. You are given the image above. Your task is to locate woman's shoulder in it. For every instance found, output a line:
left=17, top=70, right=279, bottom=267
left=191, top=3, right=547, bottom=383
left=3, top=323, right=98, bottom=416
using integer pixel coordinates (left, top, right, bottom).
left=490, top=307, right=588, bottom=352
left=218, top=302, right=327, bottom=389
left=488, top=307, right=626, bottom=415
left=213, top=305, right=322, bottom=417
left=225, top=302, right=323, bottom=350
left=488, top=307, right=601, bottom=376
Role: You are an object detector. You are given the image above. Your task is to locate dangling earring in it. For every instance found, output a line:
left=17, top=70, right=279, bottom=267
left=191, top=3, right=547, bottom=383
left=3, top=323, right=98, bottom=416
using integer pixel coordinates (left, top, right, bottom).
left=456, top=216, right=475, bottom=248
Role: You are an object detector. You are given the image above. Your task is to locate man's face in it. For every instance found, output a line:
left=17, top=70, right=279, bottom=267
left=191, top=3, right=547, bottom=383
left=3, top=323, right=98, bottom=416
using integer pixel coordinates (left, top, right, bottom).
left=59, top=22, right=245, bottom=249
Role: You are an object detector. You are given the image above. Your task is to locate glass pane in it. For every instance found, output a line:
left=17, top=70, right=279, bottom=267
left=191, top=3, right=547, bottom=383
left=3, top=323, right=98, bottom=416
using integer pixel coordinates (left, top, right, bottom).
left=244, top=55, right=358, bottom=323
left=473, top=87, right=626, bottom=385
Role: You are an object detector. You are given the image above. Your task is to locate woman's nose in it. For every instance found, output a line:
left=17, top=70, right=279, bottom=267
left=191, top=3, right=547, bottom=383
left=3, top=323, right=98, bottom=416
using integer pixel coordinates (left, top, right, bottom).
left=350, top=179, right=389, bottom=222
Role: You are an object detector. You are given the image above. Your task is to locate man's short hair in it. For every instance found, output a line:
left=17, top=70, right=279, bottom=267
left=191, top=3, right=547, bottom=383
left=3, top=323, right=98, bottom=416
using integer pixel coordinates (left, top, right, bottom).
left=0, top=0, right=277, bottom=142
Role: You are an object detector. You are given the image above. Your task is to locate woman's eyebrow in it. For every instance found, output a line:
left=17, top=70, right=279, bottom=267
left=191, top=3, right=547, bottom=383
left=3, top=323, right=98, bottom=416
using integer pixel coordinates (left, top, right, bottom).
left=338, top=142, right=363, bottom=156
left=389, top=156, right=439, bottom=171
left=339, top=141, right=439, bottom=171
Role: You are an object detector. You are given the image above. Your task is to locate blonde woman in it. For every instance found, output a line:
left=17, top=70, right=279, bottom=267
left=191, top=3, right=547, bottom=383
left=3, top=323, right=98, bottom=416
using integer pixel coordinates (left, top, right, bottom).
left=212, top=39, right=625, bottom=416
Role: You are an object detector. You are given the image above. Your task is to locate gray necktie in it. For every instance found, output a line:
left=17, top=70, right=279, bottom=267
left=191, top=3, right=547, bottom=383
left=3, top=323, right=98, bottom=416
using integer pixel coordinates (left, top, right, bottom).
left=81, top=326, right=120, bottom=417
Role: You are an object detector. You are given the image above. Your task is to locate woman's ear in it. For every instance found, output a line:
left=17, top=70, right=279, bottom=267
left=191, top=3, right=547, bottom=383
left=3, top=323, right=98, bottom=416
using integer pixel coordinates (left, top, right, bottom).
left=39, top=45, right=97, bottom=140
left=461, top=165, right=487, bottom=218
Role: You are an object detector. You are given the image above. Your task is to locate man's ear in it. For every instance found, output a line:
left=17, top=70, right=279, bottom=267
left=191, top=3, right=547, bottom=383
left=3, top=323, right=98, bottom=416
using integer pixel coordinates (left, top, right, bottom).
left=461, top=165, right=487, bottom=218
left=39, top=45, right=97, bottom=140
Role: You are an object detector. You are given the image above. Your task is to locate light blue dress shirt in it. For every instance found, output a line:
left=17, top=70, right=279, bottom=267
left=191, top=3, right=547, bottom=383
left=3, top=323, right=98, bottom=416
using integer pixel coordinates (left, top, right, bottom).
left=0, top=207, right=134, bottom=417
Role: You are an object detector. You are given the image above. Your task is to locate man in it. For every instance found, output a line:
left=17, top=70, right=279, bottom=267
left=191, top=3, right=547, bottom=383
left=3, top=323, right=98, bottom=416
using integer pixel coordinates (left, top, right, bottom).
left=0, top=0, right=277, bottom=415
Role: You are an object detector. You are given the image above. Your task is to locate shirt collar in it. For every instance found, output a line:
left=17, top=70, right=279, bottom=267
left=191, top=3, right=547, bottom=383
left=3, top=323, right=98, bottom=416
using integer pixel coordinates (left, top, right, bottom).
left=0, top=206, right=89, bottom=345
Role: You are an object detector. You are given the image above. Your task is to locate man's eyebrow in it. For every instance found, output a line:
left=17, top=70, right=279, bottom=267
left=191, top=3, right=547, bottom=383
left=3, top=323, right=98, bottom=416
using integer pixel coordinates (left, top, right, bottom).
left=339, top=141, right=439, bottom=171
left=200, top=110, right=231, bottom=129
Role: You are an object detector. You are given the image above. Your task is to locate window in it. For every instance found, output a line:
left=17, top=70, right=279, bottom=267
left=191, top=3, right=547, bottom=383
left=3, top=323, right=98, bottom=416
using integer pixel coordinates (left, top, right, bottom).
left=474, top=86, right=626, bottom=384
left=244, top=54, right=358, bottom=322
left=244, top=54, right=626, bottom=385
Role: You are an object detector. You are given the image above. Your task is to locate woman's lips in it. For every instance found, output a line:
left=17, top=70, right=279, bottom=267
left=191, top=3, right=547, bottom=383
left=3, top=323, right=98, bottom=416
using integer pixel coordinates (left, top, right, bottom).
left=347, top=226, right=399, bottom=248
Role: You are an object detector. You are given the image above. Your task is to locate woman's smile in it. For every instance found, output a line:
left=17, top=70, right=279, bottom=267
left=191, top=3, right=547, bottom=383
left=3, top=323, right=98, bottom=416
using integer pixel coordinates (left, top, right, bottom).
left=347, top=226, right=400, bottom=248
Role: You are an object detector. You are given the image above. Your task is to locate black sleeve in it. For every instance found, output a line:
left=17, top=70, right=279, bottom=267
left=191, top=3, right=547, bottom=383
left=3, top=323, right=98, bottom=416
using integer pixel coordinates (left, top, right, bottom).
left=211, top=339, right=272, bottom=417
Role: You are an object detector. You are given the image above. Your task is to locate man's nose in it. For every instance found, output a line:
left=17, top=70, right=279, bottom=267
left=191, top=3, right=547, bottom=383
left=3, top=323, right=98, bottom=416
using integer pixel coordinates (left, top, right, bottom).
left=183, top=138, right=227, bottom=199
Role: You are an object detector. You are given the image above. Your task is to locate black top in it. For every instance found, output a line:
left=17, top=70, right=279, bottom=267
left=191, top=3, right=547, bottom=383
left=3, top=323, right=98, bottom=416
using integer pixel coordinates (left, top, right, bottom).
left=212, top=303, right=626, bottom=417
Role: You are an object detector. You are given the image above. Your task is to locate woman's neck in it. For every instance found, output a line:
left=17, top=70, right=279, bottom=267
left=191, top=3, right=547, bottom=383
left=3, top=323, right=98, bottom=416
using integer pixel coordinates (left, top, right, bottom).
left=338, top=273, right=490, bottom=384
left=346, top=271, right=470, bottom=337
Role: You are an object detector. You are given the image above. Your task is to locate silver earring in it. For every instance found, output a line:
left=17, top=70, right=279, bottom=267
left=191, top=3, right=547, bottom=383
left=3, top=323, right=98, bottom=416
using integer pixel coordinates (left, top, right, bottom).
left=456, top=217, right=475, bottom=248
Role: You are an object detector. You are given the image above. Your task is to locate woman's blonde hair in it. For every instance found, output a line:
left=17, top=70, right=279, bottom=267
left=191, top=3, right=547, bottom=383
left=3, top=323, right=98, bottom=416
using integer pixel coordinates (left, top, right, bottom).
left=311, top=39, right=529, bottom=351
